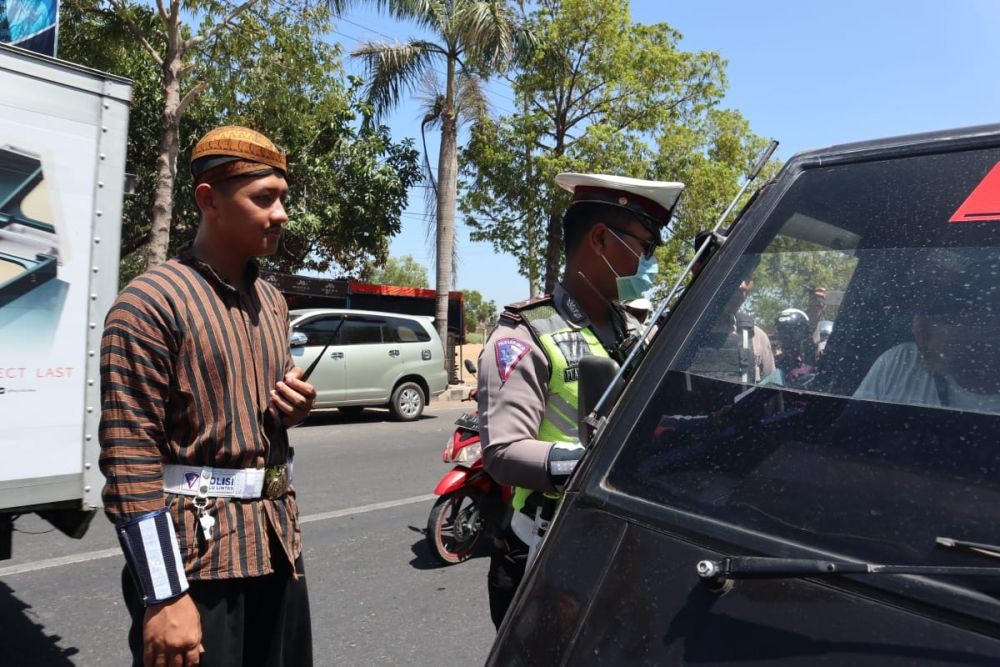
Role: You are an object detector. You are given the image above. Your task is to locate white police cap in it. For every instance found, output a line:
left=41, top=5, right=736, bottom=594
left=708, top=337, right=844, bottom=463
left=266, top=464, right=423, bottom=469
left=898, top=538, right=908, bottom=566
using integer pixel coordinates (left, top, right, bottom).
left=625, top=297, right=653, bottom=312
left=555, top=172, right=685, bottom=240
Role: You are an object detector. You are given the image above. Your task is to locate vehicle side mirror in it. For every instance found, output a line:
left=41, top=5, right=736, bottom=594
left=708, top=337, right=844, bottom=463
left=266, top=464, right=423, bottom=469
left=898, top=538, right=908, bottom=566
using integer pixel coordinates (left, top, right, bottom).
left=289, top=331, right=308, bottom=348
left=464, top=358, right=477, bottom=375
left=577, top=356, right=621, bottom=447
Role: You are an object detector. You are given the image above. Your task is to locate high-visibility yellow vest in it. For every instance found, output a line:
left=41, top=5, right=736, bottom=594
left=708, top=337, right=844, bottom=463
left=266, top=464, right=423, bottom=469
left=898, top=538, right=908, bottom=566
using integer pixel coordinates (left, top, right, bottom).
left=506, top=299, right=610, bottom=529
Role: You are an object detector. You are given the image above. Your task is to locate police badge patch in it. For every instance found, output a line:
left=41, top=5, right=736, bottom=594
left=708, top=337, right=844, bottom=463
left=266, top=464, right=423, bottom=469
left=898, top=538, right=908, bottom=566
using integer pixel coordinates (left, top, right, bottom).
left=496, top=337, right=530, bottom=383
left=551, top=331, right=591, bottom=384
left=551, top=331, right=591, bottom=365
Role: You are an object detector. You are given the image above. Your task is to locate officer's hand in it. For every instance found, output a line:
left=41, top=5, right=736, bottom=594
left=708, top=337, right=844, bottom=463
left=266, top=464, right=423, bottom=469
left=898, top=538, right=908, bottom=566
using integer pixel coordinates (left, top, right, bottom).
left=143, top=593, right=203, bottom=666
left=547, top=441, right=586, bottom=492
left=270, top=366, right=317, bottom=427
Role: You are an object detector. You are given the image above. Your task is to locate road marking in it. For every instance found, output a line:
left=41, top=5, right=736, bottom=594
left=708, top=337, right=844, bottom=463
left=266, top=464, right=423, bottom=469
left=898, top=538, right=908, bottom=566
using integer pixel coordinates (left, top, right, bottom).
left=300, top=494, right=435, bottom=524
left=0, top=493, right=438, bottom=577
left=0, top=548, right=122, bottom=577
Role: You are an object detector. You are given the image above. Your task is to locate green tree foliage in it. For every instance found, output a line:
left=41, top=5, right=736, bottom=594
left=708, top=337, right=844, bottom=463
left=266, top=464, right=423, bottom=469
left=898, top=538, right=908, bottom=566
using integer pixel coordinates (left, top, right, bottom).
left=461, top=289, right=497, bottom=335
left=59, top=0, right=421, bottom=283
left=460, top=0, right=778, bottom=294
left=747, top=238, right=857, bottom=333
left=652, top=109, right=781, bottom=293
left=367, top=254, right=430, bottom=287
left=98, top=0, right=298, bottom=269
left=178, top=4, right=423, bottom=276
left=58, top=0, right=164, bottom=276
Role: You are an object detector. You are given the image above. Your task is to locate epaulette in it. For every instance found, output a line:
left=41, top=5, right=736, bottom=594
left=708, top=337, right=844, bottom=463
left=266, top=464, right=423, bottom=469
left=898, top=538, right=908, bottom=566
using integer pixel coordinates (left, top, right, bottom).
left=500, top=294, right=553, bottom=323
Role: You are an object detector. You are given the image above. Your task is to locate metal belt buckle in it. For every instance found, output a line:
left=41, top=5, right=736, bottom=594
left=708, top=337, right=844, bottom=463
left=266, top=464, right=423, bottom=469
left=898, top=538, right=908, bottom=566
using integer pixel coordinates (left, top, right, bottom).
left=263, top=464, right=289, bottom=499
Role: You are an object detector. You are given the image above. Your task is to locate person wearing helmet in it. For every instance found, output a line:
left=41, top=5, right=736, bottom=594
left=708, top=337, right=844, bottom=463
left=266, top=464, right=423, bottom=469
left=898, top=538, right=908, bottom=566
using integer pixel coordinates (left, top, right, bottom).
left=478, top=173, right=683, bottom=628
left=100, top=126, right=316, bottom=666
left=774, top=307, right=817, bottom=386
left=817, top=320, right=834, bottom=354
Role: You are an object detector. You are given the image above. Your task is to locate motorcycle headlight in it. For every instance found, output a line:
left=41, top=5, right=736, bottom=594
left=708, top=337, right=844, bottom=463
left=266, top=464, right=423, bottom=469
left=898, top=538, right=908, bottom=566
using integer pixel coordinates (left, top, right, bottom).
left=453, top=441, right=482, bottom=463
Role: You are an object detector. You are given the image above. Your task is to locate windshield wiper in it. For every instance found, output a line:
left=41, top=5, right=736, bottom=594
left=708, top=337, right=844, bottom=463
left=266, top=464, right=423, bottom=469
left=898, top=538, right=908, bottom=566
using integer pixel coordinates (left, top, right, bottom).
left=936, top=536, right=1000, bottom=561
left=697, top=556, right=1000, bottom=582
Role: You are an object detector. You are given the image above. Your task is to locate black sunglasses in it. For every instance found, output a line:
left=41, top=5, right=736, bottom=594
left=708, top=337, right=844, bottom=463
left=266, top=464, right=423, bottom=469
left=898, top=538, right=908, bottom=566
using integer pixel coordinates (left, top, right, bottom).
left=608, top=226, right=657, bottom=259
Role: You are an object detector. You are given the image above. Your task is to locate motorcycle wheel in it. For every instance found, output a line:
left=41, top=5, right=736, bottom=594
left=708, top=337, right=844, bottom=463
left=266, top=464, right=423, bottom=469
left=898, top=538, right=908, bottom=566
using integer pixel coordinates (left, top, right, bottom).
left=427, top=488, right=484, bottom=565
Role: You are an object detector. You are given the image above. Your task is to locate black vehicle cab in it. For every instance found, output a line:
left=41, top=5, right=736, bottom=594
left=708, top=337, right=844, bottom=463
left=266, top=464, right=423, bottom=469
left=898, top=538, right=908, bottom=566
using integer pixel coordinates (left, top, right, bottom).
left=489, top=124, right=1000, bottom=665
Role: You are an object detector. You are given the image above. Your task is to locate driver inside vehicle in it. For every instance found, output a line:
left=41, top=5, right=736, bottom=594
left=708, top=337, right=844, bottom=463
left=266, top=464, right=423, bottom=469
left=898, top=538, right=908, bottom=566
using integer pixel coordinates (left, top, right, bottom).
left=854, top=260, right=1000, bottom=413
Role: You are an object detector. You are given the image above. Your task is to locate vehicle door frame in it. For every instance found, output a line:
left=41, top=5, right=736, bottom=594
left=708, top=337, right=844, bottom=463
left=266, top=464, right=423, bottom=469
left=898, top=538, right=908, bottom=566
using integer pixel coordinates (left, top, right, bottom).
left=338, top=313, right=399, bottom=403
left=291, top=312, right=346, bottom=407
left=518, top=128, right=1000, bottom=645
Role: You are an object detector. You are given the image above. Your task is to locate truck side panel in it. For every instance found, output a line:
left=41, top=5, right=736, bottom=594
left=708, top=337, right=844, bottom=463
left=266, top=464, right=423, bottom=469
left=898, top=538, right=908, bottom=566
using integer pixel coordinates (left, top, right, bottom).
left=0, top=43, right=130, bottom=517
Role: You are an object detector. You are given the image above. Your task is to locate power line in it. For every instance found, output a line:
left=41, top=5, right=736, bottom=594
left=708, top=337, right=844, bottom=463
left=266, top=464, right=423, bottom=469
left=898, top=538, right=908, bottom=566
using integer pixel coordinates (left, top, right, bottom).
left=329, top=27, right=364, bottom=43
left=339, top=15, right=396, bottom=41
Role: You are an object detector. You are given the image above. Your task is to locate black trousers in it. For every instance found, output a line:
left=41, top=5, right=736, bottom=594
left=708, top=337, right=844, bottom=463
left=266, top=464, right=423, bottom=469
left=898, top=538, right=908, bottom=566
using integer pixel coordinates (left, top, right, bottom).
left=487, top=528, right=528, bottom=630
left=124, top=555, right=312, bottom=667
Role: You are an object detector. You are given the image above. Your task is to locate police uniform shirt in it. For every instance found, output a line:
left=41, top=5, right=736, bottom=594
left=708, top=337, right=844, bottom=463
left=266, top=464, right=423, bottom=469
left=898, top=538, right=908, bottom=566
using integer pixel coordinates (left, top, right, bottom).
left=711, top=316, right=775, bottom=383
left=478, top=284, right=635, bottom=493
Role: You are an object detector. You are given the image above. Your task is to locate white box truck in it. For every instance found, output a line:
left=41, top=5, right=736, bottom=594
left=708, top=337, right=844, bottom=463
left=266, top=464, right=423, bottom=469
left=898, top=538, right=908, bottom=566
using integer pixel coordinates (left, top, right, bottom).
left=0, top=42, right=131, bottom=558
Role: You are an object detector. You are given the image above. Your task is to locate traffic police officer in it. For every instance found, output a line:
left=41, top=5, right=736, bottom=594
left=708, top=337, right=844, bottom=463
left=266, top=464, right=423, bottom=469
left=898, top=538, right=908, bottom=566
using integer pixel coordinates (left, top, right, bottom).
left=479, top=172, right=684, bottom=628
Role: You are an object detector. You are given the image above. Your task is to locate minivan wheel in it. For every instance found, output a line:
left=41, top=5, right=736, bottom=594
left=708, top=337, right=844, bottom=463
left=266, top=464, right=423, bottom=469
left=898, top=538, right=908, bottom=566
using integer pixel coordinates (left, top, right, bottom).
left=390, top=381, right=424, bottom=421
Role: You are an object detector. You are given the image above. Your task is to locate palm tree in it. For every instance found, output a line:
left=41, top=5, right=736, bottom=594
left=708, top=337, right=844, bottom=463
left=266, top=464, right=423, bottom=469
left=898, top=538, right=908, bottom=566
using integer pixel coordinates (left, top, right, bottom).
left=351, top=0, right=529, bottom=352
left=416, top=69, right=488, bottom=286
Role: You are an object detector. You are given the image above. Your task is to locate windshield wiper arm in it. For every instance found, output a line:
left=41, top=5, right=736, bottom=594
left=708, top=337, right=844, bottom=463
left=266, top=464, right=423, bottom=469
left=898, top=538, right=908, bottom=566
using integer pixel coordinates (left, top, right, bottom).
left=936, top=536, right=1000, bottom=561
left=697, top=556, right=1000, bottom=582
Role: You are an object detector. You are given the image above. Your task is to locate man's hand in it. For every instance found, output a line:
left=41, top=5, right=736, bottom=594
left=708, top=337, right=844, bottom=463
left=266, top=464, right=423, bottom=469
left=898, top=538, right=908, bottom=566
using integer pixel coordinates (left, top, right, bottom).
left=807, top=287, right=827, bottom=319
left=143, top=593, right=203, bottom=666
left=547, top=441, right=586, bottom=492
left=269, top=366, right=317, bottom=426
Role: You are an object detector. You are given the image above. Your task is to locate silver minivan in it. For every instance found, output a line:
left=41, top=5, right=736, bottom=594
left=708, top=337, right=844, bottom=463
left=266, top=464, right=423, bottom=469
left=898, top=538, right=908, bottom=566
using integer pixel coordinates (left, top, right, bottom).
left=289, top=308, right=449, bottom=420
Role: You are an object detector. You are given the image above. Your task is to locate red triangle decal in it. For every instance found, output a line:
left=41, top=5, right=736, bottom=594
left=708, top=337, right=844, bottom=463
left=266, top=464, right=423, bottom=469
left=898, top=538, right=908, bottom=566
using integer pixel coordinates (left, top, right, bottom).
left=950, top=162, right=1000, bottom=223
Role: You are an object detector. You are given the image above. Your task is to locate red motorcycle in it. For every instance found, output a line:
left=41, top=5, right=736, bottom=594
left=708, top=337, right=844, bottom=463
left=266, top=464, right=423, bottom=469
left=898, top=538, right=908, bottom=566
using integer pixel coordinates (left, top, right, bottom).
left=426, top=361, right=510, bottom=565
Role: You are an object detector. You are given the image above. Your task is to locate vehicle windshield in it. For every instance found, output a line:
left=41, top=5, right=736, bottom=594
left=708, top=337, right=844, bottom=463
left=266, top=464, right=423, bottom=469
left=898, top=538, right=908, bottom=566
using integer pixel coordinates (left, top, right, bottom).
left=607, top=145, right=1000, bottom=602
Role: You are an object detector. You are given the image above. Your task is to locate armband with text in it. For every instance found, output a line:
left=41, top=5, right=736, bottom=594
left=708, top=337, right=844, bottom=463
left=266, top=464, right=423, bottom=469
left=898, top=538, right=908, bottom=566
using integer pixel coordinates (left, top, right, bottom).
left=116, top=507, right=189, bottom=605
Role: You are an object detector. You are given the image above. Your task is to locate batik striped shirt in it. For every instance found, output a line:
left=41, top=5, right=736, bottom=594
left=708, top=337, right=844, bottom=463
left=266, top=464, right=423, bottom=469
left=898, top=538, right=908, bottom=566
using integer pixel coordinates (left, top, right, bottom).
left=99, top=243, right=300, bottom=580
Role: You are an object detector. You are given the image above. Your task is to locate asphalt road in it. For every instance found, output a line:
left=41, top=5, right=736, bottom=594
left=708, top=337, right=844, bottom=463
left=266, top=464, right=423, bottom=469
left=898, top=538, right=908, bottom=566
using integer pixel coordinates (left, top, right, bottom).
left=0, top=404, right=496, bottom=666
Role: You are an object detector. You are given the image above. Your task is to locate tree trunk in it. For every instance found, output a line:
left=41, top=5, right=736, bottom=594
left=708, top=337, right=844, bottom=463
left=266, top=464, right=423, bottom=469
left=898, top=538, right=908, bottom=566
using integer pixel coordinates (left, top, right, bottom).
left=527, top=223, right=540, bottom=297
left=522, top=95, right=540, bottom=297
left=544, top=125, right=568, bottom=294
left=543, top=209, right=561, bottom=293
left=146, top=52, right=183, bottom=269
left=435, top=112, right=458, bottom=354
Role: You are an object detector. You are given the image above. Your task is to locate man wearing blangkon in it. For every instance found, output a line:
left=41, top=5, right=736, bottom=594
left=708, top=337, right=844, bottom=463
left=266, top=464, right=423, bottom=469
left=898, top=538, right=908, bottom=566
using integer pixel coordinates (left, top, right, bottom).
left=100, top=126, right=316, bottom=666
left=479, top=173, right=684, bottom=628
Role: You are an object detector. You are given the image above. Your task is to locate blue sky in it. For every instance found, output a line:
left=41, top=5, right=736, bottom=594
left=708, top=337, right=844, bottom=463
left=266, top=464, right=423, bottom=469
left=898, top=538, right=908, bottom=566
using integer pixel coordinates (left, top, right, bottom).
left=331, top=0, right=1000, bottom=308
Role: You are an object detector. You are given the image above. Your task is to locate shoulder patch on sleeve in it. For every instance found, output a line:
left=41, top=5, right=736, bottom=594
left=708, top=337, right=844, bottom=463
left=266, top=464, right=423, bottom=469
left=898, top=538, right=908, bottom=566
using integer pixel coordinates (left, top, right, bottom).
left=495, top=337, right=531, bottom=383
